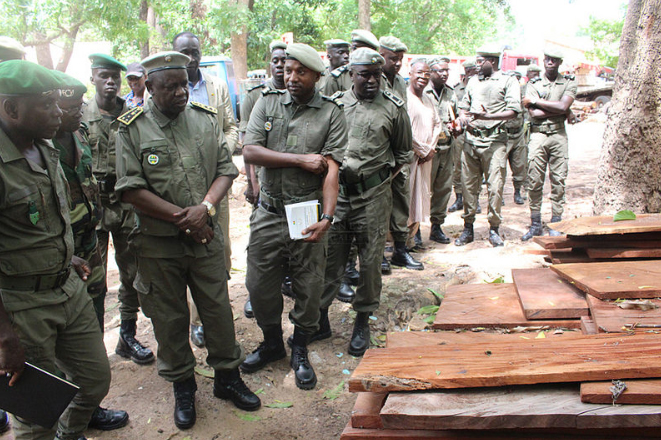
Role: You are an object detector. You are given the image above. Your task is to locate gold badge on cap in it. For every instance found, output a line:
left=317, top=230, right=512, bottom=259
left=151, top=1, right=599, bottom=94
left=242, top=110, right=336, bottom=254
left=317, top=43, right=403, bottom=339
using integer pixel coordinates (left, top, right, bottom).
left=147, top=154, right=159, bottom=165
left=165, top=55, right=172, bottom=63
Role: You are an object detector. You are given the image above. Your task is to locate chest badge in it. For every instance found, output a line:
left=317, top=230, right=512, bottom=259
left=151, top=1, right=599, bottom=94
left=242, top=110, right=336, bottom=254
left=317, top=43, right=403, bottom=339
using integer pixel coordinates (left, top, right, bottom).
left=28, top=201, right=40, bottom=225
left=264, top=121, right=272, bottom=132
left=147, top=154, right=160, bottom=165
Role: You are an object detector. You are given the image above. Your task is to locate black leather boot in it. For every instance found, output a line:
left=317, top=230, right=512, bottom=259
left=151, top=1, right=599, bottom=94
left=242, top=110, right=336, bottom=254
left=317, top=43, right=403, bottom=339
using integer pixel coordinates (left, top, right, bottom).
left=513, top=188, right=525, bottom=205
left=281, top=276, right=296, bottom=299
left=115, top=319, right=154, bottom=365
left=336, top=282, right=355, bottom=303
left=448, top=193, right=463, bottom=212
left=489, top=227, right=504, bottom=247
left=240, top=326, right=286, bottom=373
left=348, top=312, right=371, bottom=357
left=429, top=224, right=450, bottom=244
left=173, top=376, right=196, bottom=430
left=390, top=241, right=423, bottom=270
left=522, top=212, right=543, bottom=241
left=344, top=257, right=360, bottom=286
left=412, top=229, right=423, bottom=250
left=454, top=223, right=474, bottom=246
left=290, top=328, right=317, bottom=390
left=0, top=410, right=9, bottom=434
left=548, top=215, right=563, bottom=236
left=243, top=299, right=254, bottom=318
left=88, top=406, right=129, bottom=431
left=381, top=255, right=392, bottom=275
left=214, top=368, right=261, bottom=411
left=190, top=324, right=205, bottom=348
left=288, top=308, right=331, bottom=347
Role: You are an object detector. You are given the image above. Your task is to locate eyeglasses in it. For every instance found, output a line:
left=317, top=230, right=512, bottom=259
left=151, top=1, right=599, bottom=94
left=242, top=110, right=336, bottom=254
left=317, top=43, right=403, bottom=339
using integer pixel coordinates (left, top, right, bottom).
left=59, top=104, right=83, bottom=115
left=414, top=72, right=431, bottom=79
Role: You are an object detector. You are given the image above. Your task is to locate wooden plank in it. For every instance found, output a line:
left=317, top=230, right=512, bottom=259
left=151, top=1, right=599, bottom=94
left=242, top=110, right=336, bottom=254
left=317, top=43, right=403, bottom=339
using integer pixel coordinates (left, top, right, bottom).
left=581, top=380, right=661, bottom=404
left=351, top=393, right=386, bottom=429
left=587, top=248, right=661, bottom=259
left=348, top=333, right=661, bottom=393
left=380, top=384, right=661, bottom=430
left=533, top=234, right=661, bottom=250
left=551, top=260, right=661, bottom=299
left=581, top=316, right=599, bottom=335
left=549, top=249, right=596, bottom=264
left=550, top=214, right=661, bottom=236
left=432, top=283, right=581, bottom=330
left=586, top=295, right=661, bottom=333
left=512, top=268, right=589, bottom=320
left=386, top=330, right=583, bottom=349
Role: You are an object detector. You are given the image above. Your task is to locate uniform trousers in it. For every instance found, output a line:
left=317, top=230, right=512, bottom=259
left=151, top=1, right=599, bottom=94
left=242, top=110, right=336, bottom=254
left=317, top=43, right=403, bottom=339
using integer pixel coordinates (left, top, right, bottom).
left=526, top=129, right=569, bottom=217
left=461, top=140, right=507, bottom=227
left=429, top=146, right=454, bottom=225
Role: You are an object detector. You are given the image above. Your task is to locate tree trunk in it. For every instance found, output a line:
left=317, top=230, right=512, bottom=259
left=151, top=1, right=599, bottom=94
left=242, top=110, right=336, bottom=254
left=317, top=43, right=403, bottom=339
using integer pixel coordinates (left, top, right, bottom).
left=139, top=0, right=150, bottom=58
left=592, top=0, right=661, bottom=215
left=55, top=25, right=80, bottom=72
left=358, top=0, right=371, bottom=31
left=229, top=0, right=250, bottom=81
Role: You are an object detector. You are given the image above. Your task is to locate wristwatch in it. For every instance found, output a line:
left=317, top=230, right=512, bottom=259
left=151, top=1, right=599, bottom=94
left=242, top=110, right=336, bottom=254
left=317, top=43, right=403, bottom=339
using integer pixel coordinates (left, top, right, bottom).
left=201, top=200, right=216, bottom=217
left=320, top=213, right=334, bottom=223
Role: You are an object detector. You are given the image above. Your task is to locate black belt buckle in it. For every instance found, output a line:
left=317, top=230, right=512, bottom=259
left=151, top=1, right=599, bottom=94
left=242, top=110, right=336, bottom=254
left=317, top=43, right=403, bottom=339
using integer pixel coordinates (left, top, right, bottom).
left=259, top=200, right=283, bottom=215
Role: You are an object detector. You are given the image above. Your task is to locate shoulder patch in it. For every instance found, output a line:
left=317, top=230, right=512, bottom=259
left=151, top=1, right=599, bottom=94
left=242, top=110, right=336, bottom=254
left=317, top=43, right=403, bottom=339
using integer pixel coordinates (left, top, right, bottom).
left=530, top=77, right=542, bottom=84
left=190, top=101, right=218, bottom=114
left=321, top=93, right=344, bottom=108
left=382, top=89, right=404, bottom=107
left=262, top=88, right=286, bottom=96
left=564, top=74, right=576, bottom=81
left=330, top=65, right=348, bottom=78
left=79, top=121, right=89, bottom=136
left=117, top=106, right=144, bottom=125
left=248, top=83, right=266, bottom=92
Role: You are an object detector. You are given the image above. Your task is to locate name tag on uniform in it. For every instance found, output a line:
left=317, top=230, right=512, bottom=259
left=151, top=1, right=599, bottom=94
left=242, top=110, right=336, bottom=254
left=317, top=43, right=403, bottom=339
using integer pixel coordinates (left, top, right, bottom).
left=286, top=135, right=298, bottom=147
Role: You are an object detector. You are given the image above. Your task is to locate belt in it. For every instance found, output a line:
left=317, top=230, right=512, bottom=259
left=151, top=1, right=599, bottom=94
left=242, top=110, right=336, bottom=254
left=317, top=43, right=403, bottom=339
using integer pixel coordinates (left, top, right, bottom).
left=259, top=200, right=285, bottom=215
left=97, top=177, right=116, bottom=194
left=467, top=126, right=502, bottom=139
left=506, top=126, right=523, bottom=135
left=531, top=122, right=565, bottom=134
left=339, top=167, right=391, bottom=197
left=0, top=266, right=71, bottom=291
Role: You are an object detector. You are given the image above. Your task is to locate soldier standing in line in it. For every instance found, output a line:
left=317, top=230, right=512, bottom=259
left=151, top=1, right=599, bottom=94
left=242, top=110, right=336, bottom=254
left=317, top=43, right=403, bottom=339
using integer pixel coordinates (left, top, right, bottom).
left=116, top=52, right=260, bottom=430
left=240, top=44, right=347, bottom=390
left=319, top=48, right=413, bottom=356
left=82, top=54, right=155, bottom=365
left=521, top=49, right=577, bottom=240
left=317, top=39, right=350, bottom=92
left=0, top=60, right=112, bottom=440
left=321, top=29, right=379, bottom=96
left=455, top=46, right=521, bottom=247
left=504, top=69, right=527, bottom=206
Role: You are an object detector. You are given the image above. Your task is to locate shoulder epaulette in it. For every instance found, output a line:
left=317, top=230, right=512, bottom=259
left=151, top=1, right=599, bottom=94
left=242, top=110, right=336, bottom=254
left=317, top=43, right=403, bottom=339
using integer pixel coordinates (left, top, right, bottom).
left=530, top=77, right=542, bottom=84
left=330, top=65, right=348, bottom=78
left=117, top=106, right=144, bottom=125
left=190, top=101, right=218, bottom=114
left=382, top=89, right=404, bottom=107
left=248, top=83, right=267, bottom=92
left=322, top=93, right=344, bottom=108
left=445, top=84, right=454, bottom=90
left=79, top=121, right=89, bottom=135
left=564, top=74, right=576, bottom=81
left=262, top=88, right=286, bottom=96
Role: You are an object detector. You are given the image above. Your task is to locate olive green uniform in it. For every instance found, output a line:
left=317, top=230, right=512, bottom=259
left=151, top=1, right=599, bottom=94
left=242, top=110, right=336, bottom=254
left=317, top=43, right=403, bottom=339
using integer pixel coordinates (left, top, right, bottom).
left=504, top=83, right=527, bottom=192
left=320, top=65, right=352, bottom=97
left=525, top=74, right=577, bottom=218
left=239, top=79, right=277, bottom=135
left=115, top=100, right=243, bottom=382
left=0, top=132, right=110, bottom=440
left=321, top=89, right=412, bottom=312
left=459, top=71, right=521, bottom=227
left=82, top=97, right=140, bottom=322
left=381, top=73, right=411, bottom=242
left=244, top=89, right=347, bottom=334
left=53, top=125, right=106, bottom=328
left=452, top=81, right=468, bottom=195
left=426, top=83, right=457, bottom=226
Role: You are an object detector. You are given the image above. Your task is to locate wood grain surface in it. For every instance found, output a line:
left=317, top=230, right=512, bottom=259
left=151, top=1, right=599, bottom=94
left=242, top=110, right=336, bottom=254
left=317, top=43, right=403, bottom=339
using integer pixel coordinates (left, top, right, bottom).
left=512, top=268, right=589, bottom=319
left=549, top=214, right=661, bottom=236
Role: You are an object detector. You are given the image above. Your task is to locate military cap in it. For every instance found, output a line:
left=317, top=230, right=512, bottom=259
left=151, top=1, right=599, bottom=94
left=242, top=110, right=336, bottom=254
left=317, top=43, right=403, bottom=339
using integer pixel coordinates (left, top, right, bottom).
left=527, top=64, right=542, bottom=72
left=269, top=40, right=288, bottom=52
left=125, top=62, right=146, bottom=78
left=378, top=36, right=407, bottom=53
left=89, top=53, right=127, bottom=71
left=544, top=47, right=564, bottom=60
left=50, top=70, right=87, bottom=99
left=141, top=51, right=191, bottom=75
left=349, top=47, right=384, bottom=67
left=351, top=30, right=379, bottom=50
left=324, top=39, right=350, bottom=48
left=0, top=36, right=26, bottom=62
left=476, top=45, right=502, bottom=58
left=0, top=60, right=60, bottom=95
left=462, top=58, right=476, bottom=69
left=285, top=43, right=325, bottom=73
left=429, top=56, right=450, bottom=67
left=409, top=57, right=429, bottom=67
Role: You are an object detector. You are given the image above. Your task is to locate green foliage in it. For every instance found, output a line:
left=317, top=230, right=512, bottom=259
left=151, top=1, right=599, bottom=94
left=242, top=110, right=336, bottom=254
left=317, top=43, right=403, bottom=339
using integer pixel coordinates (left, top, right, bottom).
left=579, top=11, right=625, bottom=68
left=613, top=209, right=636, bottom=222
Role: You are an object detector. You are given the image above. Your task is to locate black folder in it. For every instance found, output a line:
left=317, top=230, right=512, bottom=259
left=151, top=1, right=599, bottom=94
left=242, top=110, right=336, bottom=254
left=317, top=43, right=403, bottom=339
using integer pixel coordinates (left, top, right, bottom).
left=0, top=362, right=79, bottom=428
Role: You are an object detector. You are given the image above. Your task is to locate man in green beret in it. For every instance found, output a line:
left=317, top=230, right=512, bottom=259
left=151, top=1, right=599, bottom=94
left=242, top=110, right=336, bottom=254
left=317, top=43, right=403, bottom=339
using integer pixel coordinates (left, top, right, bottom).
left=241, top=43, right=347, bottom=390
left=456, top=46, right=521, bottom=247
left=115, top=51, right=260, bottom=430
left=317, top=39, right=350, bottom=93
left=82, top=53, right=155, bottom=366
left=521, top=49, right=577, bottom=240
left=0, top=60, right=111, bottom=440
left=527, top=64, right=542, bottom=81
left=319, top=47, right=413, bottom=356
left=321, top=30, right=379, bottom=96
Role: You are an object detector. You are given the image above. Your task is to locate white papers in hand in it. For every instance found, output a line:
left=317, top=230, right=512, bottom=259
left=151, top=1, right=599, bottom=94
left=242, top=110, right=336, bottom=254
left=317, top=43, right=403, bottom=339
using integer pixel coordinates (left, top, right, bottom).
left=285, top=200, right=320, bottom=240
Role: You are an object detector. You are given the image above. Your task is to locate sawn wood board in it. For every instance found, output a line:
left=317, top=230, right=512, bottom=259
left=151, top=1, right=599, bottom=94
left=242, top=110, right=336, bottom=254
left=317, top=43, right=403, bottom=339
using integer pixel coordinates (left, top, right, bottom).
left=512, top=268, right=588, bottom=319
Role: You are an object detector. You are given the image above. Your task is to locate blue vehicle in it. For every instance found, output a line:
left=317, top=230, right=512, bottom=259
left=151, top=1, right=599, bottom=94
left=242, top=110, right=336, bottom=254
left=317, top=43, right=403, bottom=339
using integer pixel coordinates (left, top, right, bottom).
left=200, top=55, right=239, bottom=119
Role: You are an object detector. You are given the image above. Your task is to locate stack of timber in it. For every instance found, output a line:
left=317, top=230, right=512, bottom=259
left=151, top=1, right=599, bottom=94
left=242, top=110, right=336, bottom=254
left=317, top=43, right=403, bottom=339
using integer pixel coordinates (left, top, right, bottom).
left=342, top=214, right=661, bottom=439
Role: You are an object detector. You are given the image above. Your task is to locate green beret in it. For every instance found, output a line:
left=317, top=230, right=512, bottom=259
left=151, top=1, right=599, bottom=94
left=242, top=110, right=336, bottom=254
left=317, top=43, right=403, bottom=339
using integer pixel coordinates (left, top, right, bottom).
left=462, top=58, right=476, bottom=69
left=0, top=36, right=25, bottom=62
left=349, top=47, right=384, bottom=67
left=429, top=56, right=450, bottom=67
left=351, top=30, right=379, bottom=50
left=544, top=48, right=564, bottom=60
left=324, top=39, right=350, bottom=48
left=0, top=60, right=60, bottom=96
left=141, top=51, right=191, bottom=75
left=409, top=57, right=429, bottom=67
left=89, top=53, right=127, bottom=71
left=378, top=36, right=407, bottom=53
left=476, top=45, right=502, bottom=58
left=50, top=70, right=87, bottom=99
left=285, top=43, right=325, bottom=73
left=125, top=62, right=146, bottom=78
left=527, top=64, right=542, bottom=72
left=269, top=40, right=288, bottom=52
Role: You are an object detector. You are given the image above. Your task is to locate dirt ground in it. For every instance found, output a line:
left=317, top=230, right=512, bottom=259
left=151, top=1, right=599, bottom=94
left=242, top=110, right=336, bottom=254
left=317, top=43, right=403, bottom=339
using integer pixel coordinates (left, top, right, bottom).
left=1, top=115, right=606, bottom=440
